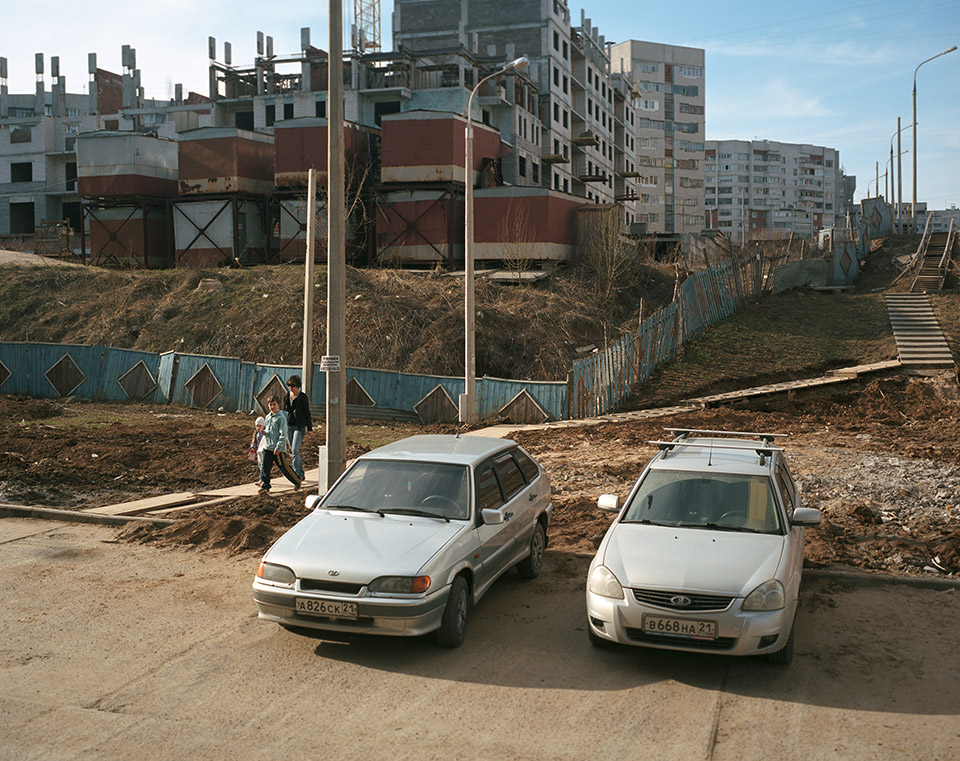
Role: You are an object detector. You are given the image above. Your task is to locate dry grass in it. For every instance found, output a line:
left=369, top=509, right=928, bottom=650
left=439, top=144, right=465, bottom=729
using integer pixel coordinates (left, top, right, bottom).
left=0, top=262, right=677, bottom=382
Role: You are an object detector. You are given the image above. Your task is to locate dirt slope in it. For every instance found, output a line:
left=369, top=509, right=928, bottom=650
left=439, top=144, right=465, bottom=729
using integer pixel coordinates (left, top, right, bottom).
left=0, top=262, right=676, bottom=381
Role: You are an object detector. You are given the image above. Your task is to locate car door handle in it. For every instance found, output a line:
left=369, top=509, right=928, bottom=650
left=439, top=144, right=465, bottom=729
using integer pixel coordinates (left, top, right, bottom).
left=504, top=511, right=514, bottom=520
left=528, top=493, right=536, bottom=501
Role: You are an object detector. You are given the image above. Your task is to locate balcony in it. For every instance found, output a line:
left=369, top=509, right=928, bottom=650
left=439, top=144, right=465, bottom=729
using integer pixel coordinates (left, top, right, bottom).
left=541, top=153, right=569, bottom=164
left=571, top=131, right=600, bottom=146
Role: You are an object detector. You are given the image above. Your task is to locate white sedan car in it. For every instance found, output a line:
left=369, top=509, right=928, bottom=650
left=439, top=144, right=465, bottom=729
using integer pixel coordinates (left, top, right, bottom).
left=253, top=434, right=551, bottom=647
left=586, top=428, right=820, bottom=664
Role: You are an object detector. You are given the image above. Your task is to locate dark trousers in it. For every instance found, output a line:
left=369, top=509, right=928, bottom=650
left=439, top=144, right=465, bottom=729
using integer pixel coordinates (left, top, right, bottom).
left=260, top=449, right=301, bottom=490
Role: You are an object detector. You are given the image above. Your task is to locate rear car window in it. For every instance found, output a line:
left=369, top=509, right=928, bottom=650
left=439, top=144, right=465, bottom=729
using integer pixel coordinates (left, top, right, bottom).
left=514, top=448, right=539, bottom=483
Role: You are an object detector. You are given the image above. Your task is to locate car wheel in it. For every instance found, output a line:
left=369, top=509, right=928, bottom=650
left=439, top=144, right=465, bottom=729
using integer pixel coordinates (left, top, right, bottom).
left=436, top=575, right=469, bottom=648
left=516, top=520, right=547, bottom=579
left=767, top=621, right=795, bottom=665
left=587, top=621, right=610, bottom=648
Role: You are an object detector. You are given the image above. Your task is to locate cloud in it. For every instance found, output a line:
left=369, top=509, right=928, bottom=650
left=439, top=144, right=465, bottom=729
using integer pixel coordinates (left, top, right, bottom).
left=711, top=39, right=894, bottom=67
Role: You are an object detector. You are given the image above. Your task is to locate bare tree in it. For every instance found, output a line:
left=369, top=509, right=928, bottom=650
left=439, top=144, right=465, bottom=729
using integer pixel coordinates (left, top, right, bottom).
left=576, top=204, right=643, bottom=308
left=497, top=198, right=534, bottom=286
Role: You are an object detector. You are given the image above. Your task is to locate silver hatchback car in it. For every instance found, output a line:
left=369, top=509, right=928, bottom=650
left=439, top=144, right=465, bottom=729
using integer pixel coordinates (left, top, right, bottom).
left=253, top=434, right=551, bottom=647
left=586, top=428, right=820, bottom=664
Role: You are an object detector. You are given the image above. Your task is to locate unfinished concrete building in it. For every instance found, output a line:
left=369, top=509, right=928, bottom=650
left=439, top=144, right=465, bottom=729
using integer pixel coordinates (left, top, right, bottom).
left=392, top=0, right=644, bottom=225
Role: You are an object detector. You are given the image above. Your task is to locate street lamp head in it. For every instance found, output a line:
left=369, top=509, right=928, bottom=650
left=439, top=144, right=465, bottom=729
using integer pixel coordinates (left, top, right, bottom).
left=945, top=45, right=958, bottom=54
left=501, top=56, right=529, bottom=73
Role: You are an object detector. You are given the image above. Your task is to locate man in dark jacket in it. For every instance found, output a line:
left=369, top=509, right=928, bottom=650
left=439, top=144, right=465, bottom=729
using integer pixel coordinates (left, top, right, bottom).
left=284, top=374, right=313, bottom=481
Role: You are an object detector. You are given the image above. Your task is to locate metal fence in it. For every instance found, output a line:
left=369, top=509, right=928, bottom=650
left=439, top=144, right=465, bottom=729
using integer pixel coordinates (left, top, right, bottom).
left=2, top=250, right=852, bottom=423
left=0, top=342, right=567, bottom=424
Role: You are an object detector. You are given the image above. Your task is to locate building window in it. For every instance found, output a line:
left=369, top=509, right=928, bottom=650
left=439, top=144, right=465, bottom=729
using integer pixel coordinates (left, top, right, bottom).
left=532, top=162, right=539, bottom=183
left=10, top=162, right=33, bottom=183
left=265, top=104, right=276, bottom=126
left=284, top=102, right=294, bottom=119
left=562, top=41, right=568, bottom=59
left=316, top=99, right=326, bottom=118
left=519, top=156, right=527, bottom=178
left=553, top=30, right=560, bottom=50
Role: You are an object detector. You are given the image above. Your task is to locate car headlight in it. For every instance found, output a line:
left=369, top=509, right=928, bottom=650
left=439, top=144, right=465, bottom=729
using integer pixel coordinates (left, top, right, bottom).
left=742, top=580, right=785, bottom=611
left=588, top=565, right=625, bottom=600
left=257, top=561, right=295, bottom=585
left=368, top=575, right=431, bottom=594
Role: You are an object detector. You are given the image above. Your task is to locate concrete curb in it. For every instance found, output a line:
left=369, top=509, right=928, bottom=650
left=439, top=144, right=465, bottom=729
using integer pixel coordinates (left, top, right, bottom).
left=0, top=504, right=175, bottom=527
left=806, top=565, right=960, bottom=591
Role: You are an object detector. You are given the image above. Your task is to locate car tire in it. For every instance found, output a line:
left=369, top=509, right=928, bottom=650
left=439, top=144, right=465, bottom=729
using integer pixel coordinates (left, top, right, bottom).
left=587, top=620, right=610, bottom=648
left=436, top=575, right=469, bottom=648
left=516, top=520, right=547, bottom=579
left=767, top=621, right=795, bottom=665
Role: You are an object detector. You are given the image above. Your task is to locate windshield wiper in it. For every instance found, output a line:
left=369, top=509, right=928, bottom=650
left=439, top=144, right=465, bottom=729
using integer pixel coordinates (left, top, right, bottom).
left=324, top=504, right=384, bottom=517
left=622, top=518, right=670, bottom=526
left=681, top=522, right=763, bottom=533
left=381, top=508, right=451, bottom=522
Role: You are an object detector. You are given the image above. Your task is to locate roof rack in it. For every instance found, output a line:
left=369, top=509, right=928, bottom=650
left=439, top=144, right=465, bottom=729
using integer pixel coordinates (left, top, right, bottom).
left=664, top=428, right=787, bottom=446
left=648, top=438, right=784, bottom=467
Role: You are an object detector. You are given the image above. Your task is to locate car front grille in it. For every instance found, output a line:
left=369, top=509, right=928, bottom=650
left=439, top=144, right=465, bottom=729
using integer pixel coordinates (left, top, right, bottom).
left=299, top=578, right=364, bottom=595
left=632, top=588, right=734, bottom=612
left=625, top=628, right=738, bottom=651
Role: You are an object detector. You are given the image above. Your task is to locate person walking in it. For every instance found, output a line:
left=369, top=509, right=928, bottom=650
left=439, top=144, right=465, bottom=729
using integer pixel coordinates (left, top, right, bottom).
left=284, top=374, right=313, bottom=481
left=250, top=416, right=266, bottom=485
left=260, top=395, right=301, bottom=494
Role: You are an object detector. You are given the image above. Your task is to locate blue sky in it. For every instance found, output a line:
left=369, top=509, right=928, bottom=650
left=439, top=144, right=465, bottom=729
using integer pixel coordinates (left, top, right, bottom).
left=4, top=0, right=959, bottom=208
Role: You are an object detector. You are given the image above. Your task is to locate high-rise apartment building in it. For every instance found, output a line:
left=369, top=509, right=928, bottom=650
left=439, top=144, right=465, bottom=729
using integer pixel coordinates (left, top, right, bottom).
left=704, top=139, right=845, bottom=243
left=393, top=0, right=642, bottom=218
left=609, top=39, right=705, bottom=236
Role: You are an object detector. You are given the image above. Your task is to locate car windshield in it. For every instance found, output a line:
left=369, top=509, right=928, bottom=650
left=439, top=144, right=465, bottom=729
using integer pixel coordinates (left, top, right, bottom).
left=622, top=469, right=782, bottom=534
left=321, top=459, right=471, bottom=520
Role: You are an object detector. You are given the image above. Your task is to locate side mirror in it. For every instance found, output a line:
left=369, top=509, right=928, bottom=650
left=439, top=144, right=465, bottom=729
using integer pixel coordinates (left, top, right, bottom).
left=481, top=508, right=506, bottom=525
left=305, top=495, right=321, bottom=510
left=597, top=494, right=620, bottom=513
left=791, top=507, right=821, bottom=526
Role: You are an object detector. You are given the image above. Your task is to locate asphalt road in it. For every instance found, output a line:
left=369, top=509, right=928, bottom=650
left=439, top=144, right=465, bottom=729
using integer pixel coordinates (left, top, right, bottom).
left=1, top=519, right=958, bottom=761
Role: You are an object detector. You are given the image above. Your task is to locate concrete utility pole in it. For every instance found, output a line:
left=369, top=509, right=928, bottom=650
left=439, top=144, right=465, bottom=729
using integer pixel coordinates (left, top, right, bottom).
left=896, top=117, right=903, bottom=233
left=301, top=168, right=317, bottom=395
left=326, top=0, right=347, bottom=489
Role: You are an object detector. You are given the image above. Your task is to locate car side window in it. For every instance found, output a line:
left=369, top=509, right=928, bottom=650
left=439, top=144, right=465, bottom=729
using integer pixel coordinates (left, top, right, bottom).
left=475, top=463, right=504, bottom=512
left=776, top=468, right=796, bottom=518
left=494, top=454, right=526, bottom=501
left=513, top=448, right=539, bottom=483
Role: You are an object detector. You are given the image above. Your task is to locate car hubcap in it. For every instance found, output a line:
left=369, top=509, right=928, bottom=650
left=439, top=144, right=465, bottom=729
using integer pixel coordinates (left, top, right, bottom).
left=456, top=590, right=467, bottom=633
left=532, top=528, right=545, bottom=570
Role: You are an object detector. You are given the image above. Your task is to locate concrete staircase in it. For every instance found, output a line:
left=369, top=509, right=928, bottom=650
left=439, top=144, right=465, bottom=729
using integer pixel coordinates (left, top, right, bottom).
left=885, top=294, right=955, bottom=369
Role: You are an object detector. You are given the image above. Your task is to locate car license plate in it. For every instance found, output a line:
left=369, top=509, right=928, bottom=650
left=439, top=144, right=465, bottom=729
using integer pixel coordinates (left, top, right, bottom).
left=643, top=615, right=716, bottom=640
left=295, top=598, right=358, bottom=619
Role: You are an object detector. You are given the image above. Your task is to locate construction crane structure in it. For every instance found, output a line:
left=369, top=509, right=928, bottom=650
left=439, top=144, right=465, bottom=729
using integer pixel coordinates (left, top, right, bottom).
left=354, top=0, right=381, bottom=51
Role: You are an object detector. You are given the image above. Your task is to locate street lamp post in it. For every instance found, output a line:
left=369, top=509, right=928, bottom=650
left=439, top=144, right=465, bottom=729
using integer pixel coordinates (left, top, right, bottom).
left=912, top=45, right=957, bottom=230
left=461, top=55, right=528, bottom=425
left=890, top=119, right=916, bottom=232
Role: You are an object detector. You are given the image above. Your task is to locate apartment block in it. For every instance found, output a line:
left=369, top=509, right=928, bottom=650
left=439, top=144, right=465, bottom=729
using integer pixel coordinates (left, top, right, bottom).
left=393, top=0, right=642, bottom=218
left=609, top=39, right=706, bottom=236
left=705, top=139, right=845, bottom=243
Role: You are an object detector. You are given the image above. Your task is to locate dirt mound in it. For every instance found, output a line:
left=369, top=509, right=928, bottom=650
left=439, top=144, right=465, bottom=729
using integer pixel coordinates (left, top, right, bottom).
left=118, top=493, right=312, bottom=554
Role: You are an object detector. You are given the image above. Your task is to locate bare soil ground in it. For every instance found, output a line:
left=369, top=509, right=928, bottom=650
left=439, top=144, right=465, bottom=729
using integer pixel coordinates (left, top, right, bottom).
left=2, top=372, right=958, bottom=579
